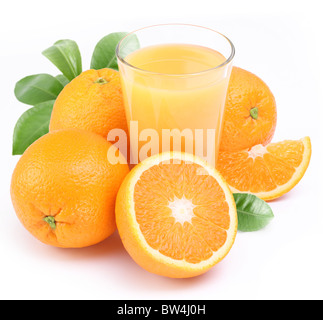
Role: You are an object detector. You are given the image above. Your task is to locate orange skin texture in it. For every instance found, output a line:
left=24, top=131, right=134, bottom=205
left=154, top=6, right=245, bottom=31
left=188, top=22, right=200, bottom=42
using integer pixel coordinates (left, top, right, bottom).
left=220, top=67, right=277, bottom=152
left=10, top=129, right=129, bottom=248
left=49, top=68, right=128, bottom=140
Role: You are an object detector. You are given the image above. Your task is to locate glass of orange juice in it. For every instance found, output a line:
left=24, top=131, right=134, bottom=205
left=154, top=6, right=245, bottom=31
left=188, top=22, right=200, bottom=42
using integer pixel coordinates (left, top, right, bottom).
left=116, top=24, right=235, bottom=167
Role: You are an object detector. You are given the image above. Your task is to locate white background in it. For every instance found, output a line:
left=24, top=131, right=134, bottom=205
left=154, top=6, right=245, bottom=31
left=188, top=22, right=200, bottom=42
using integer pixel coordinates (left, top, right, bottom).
left=1, top=0, right=322, bottom=300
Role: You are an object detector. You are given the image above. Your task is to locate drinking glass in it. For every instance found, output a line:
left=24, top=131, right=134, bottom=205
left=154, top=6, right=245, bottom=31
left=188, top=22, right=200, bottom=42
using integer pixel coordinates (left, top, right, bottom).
left=116, top=24, right=235, bottom=167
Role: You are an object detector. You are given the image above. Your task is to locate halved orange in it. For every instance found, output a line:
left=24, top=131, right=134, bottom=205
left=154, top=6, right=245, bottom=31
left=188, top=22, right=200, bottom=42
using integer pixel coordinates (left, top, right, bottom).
left=116, top=152, right=238, bottom=278
left=217, top=137, right=311, bottom=201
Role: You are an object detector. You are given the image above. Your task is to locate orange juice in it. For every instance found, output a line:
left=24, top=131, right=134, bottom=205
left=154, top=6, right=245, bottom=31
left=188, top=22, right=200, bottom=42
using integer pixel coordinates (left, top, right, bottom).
left=118, top=43, right=232, bottom=166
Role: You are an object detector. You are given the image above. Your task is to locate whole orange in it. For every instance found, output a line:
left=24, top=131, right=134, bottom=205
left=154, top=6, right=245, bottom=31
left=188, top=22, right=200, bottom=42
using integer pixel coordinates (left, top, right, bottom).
left=49, top=68, right=128, bottom=139
left=220, top=67, right=277, bottom=152
left=10, top=129, right=129, bottom=248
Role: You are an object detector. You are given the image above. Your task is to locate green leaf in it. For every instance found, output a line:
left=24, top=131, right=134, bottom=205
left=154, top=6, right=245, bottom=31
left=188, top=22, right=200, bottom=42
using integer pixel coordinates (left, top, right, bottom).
left=90, top=32, right=140, bottom=71
left=55, top=74, right=70, bottom=87
left=42, top=40, right=82, bottom=81
left=12, top=100, right=55, bottom=155
left=14, top=74, right=63, bottom=105
left=234, top=193, right=274, bottom=232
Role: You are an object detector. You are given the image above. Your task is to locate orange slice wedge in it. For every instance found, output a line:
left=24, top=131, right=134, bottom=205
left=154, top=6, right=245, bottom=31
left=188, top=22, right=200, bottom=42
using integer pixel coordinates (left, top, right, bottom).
left=116, top=152, right=238, bottom=278
left=217, top=137, right=311, bottom=201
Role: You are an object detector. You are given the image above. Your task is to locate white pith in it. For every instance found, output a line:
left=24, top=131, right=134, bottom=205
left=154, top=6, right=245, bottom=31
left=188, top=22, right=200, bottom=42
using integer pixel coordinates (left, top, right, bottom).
left=248, top=144, right=268, bottom=159
left=168, top=196, right=196, bottom=225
